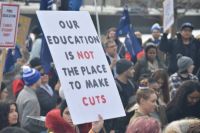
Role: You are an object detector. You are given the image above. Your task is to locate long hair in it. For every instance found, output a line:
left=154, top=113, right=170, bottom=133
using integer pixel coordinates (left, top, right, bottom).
left=0, top=101, right=19, bottom=130
left=167, top=80, right=200, bottom=112
left=152, top=69, right=170, bottom=104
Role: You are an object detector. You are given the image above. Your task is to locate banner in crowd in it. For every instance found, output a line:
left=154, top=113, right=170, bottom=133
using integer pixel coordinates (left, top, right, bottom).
left=36, top=11, right=125, bottom=124
left=163, top=0, right=174, bottom=32
left=0, top=4, right=20, bottom=48
left=16, top=15, right=31, bottom=48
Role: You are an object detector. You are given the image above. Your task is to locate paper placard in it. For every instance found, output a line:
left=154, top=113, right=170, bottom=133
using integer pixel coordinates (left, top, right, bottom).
left=36, top=11, right=125, bottom=125
left=0, top=4, right=20, bottom=48
left=163, top=0, right=174, bottom=32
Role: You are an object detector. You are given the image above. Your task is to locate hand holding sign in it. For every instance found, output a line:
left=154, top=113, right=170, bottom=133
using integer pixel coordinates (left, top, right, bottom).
left=91, top=115, right=104, bottom=133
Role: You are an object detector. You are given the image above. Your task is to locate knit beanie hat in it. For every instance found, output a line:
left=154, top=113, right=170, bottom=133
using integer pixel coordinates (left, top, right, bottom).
left=177, top=54, right=193, bottom=73
left=22, top=66, right=41, bottom=86
left=116, top=59, right=133, bottom=75
left=151, top=23, right=161, bottom=32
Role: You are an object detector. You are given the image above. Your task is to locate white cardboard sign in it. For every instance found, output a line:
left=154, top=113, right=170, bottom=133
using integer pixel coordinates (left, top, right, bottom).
left=163, top=0, right=174, bottom=32
left=36, top=11, right=125, bottom=124
left=0, top=4, right=20, bottom=48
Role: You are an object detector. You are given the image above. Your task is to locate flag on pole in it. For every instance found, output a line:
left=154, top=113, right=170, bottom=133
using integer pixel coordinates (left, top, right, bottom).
left=39, top=0, right=53, bottom=73
left=116, top=7, right=130, bottom=36
left=40, top=38, right=53, bottom=73
left=117, top=8, right=143, bottom=60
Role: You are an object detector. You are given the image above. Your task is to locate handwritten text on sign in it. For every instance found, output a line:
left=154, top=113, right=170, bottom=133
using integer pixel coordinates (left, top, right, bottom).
left=36, top=11, right=125, bottom=124
left=0, top=4, right=19, bottom=48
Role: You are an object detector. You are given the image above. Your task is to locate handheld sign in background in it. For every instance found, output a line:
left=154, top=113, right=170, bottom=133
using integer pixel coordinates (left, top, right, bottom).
left=36, top=11, right=125, bottom=124
left=17, top=15, right=31, bottom=48
left=0, top=4, right=20, bottom=48
left=163, top=0, right=174, bottom=32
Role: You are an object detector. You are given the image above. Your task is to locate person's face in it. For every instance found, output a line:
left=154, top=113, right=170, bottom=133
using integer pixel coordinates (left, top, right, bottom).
left=108, top=31, right=116, bottom=40
left=141, top=93, right=157, bottom=114
left=187, top=65, right=194, bottom=74
left=40, top=70, right=49, bottom=84
left=187, top=91, right=200, bottom=106
left=0, top=89, right=8, bottom=101
left=8, top=104, right=18, bottom=126
left=157, top=78, right=164, bottom=88
left=181, top=28, right=192, bottom=40
left=62, top=107, right=74, bottom=127
left=126, top=66, right=135, bottom=78
left=106, top=42, right=117, bottom=57
left=152, top=30, right=161, bottom=39
left=146, top=48, right=157, bottom=61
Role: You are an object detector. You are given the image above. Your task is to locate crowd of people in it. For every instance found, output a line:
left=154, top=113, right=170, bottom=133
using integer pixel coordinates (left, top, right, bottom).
left=0, top=19, right=200, bottom=133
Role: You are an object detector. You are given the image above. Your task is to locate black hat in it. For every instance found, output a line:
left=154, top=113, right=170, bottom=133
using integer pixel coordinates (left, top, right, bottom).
left=181, top=22, right=194, bottom=30
left=29, top=57, right=41, bottom=68
left=116, top=59, right=133, bottom=74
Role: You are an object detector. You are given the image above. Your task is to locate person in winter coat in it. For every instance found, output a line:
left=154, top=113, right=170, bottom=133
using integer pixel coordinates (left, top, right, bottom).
left=159, top=22, right=200, bottom=74
left=169, top=54, right=198, bottom=100
left=16, top=66, right=45, bottom=133
left=134, top=42, right=166, bottom=82
left=166, top=80, right=200, bottom=123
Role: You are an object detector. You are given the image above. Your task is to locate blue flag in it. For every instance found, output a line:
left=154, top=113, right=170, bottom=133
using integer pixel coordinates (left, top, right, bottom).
left=40, top=38, right=53, bottom=73
left=124, top=27, right=142, bottom=59
left=40, top=0, right=53, bottom=10
left=4, top=45, right=22, bottom=73
left=39, top=0, right=53, bottom=73
left=117, top=7, right=142, bottom=59
left=124, top=32, right=136, bottom=58
left=116, top=8, right=130, bottom=36
left=68, top=0, right=83, bottom=11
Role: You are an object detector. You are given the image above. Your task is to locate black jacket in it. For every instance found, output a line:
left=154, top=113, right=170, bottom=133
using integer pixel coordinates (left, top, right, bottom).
left=166, top=102, right=200, bottom=123
left=159, top=33, right=200, bottom=74
left=36, top=87, right=58, bottom=116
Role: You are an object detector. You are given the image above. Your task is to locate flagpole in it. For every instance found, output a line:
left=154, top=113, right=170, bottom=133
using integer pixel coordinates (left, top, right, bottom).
left=94, top=0, right=101, bottom=37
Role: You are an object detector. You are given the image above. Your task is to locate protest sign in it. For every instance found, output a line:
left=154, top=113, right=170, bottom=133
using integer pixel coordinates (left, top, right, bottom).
left=36, top=11, right=125, bottom=124
left=16, top=15, right=31, bottom=48
left=163, top=0, right=174, bottom=32
left=0, top=4, right=19, bottom=48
